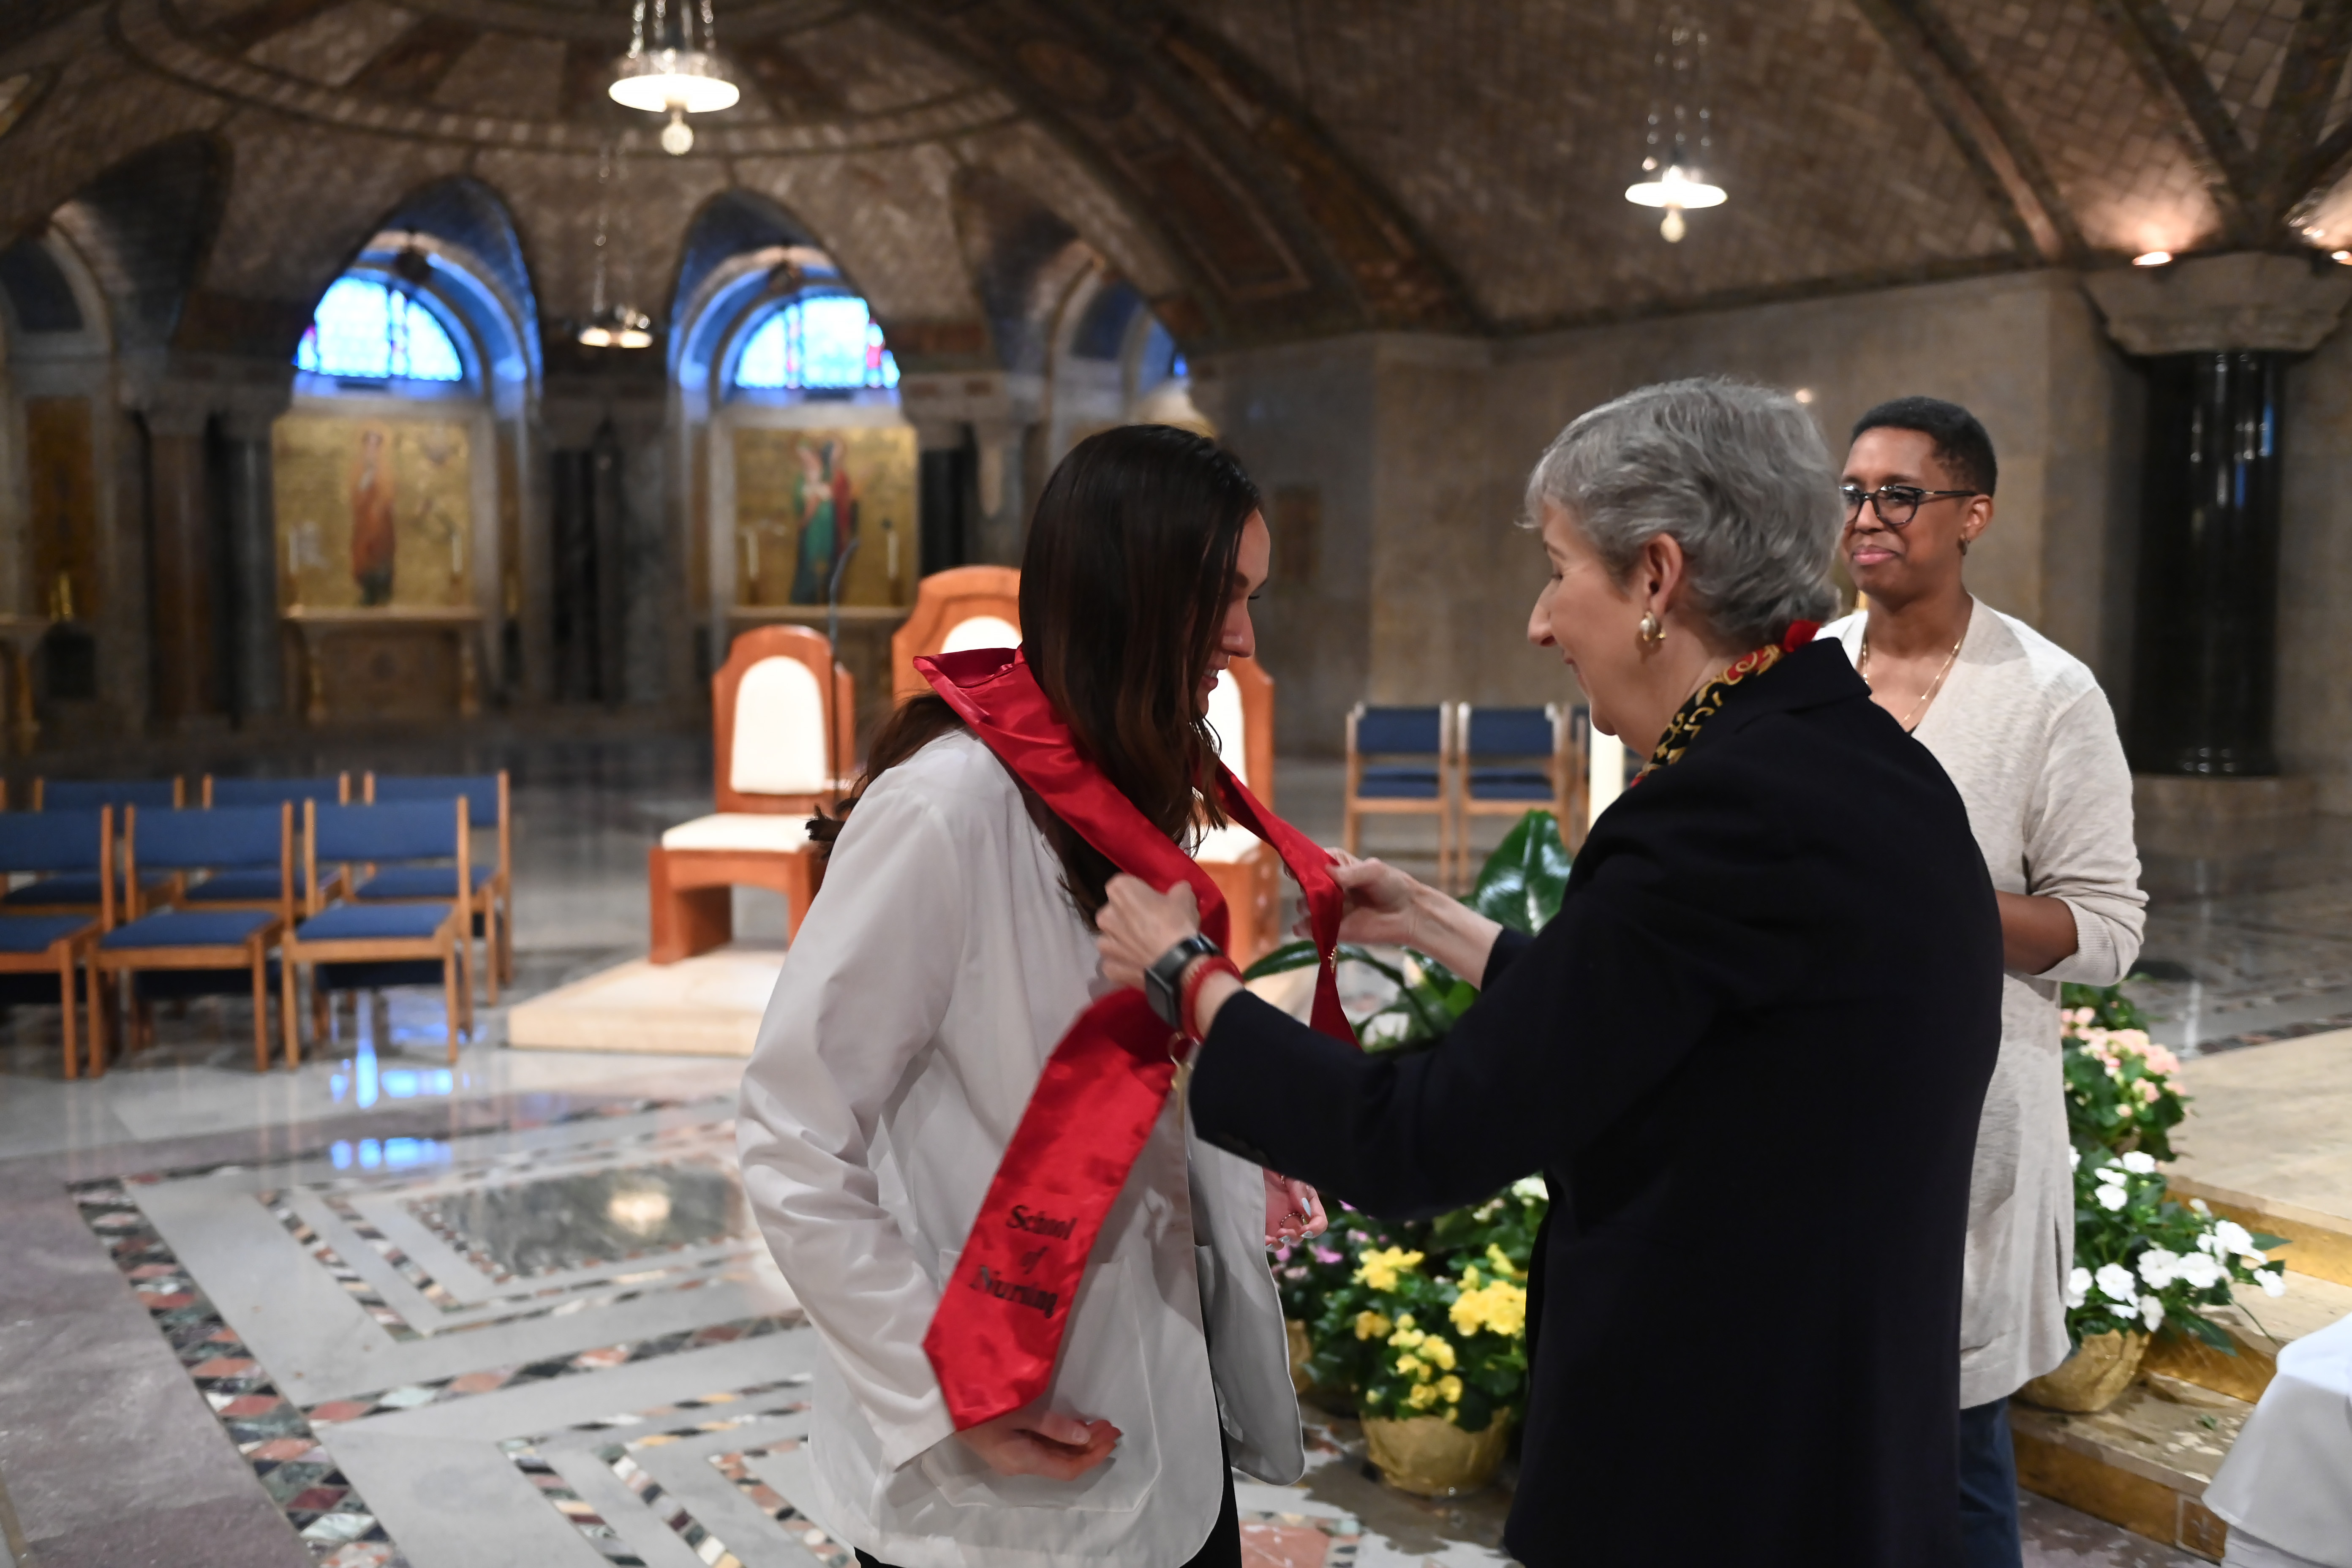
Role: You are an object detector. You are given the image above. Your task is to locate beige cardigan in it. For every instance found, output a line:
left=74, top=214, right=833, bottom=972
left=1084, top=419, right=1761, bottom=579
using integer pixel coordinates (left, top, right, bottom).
left=1820, top=602, right=2147, bottom=1407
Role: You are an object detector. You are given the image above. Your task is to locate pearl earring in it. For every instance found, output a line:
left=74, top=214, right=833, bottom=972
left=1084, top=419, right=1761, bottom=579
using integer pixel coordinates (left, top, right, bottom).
left=1638, top=610, right=1665, bottom=643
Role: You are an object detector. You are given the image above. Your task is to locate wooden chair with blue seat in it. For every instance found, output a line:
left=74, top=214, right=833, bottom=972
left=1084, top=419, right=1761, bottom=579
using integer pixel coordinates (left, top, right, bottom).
left=651, top=627, right=852, bottom=963
left=0, top=808, right=109, bottom=1078
left=283, top=800, right=473, bottom=1064
left=95, top=805, right=294, bottom=1073
left=1448, top=705, right=1578, bottom=889
left=358, top=772, right=509, bottom=999
left=1192, top=656, right=1282, bottom=966
left=195, top=776, right=352, bottom=911
left=1341, top=704, right=1457, bottom=877
left=12, top=779, right=183, bottom=914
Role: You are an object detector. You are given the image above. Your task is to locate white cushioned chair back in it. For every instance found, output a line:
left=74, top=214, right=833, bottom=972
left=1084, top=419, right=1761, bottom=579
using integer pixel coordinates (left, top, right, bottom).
left=1206, top=670, right=1248, bottom=789
left=940, top=614, right=1020, bottom=655
left=730, top=656, right=829, bottom=795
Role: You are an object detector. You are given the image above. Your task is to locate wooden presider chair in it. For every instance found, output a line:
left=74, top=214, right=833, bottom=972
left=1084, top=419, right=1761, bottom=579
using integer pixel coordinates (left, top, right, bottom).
left=890, top=565, right=1021, bottom=700
left=651, top=626, right=854, bottom=963
left=1192, top=657, right=1282, bottom=966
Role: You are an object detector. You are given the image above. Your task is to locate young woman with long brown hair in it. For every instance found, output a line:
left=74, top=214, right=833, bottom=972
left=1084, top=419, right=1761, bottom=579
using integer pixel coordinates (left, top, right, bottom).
left=736, top=425, right=1347, bottom=1568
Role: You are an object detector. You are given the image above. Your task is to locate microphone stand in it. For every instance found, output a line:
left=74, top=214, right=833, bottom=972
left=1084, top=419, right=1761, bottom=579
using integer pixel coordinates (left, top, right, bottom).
left=825, top=536, right=861, bottom=801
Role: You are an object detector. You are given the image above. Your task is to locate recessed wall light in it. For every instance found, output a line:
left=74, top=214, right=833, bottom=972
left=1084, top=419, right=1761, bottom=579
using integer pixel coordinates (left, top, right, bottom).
left=2133, top=250, right=2173, bottom=267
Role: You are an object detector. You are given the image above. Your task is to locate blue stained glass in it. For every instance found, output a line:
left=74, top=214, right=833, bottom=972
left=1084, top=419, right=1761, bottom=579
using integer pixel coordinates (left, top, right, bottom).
left=295, top=276, right=464, bottom=383
left=735, top=295, right=899, bottom=391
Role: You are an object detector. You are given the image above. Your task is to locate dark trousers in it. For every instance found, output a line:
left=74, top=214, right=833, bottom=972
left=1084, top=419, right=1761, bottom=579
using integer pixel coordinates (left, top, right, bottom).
left=1957, top=1396, right=2023, bottom=1568
left=855, top=1457, right=1240, bottom=1568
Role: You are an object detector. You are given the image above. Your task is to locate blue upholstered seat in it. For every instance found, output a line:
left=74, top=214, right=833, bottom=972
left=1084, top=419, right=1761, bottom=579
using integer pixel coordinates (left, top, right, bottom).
left=1467, top=767, right=1557, bottom=801
left=101, top=909, right=278, bottom=950
left=295, top=904, right=451, bottom=942
left=0, top=915, right=95, bottom=953
left=1358, top=765, right=1443, bottom=800
left=354, top=865, right=493, bottom=900
left=3, top=873, right=170, bottom=907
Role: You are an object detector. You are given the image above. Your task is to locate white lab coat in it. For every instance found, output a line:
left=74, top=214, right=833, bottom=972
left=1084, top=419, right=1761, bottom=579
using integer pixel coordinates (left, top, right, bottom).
left=737, top=730, right=1303, bottom=1568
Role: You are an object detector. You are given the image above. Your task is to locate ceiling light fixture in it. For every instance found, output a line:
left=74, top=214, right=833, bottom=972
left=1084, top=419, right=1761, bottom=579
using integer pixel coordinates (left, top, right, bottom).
left=1625, top=7, right=1721, bottom=243
left=578, top=146, right=655, bottom=350
left=2133, top=250, right=2173, bottom=267
left=610, top=0, right=738, bottom=156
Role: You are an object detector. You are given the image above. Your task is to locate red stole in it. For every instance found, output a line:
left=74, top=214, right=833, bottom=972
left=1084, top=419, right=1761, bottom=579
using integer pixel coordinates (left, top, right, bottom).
left=915, top=647, right=1352, bottom=1431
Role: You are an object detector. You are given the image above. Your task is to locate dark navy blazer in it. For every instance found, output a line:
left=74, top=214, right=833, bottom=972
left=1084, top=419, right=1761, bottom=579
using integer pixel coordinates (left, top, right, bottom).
left=1192, top=640, right=2002, bottom=1568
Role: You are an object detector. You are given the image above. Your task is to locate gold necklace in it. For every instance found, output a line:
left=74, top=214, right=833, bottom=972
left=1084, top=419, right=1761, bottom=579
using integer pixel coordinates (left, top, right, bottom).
left=1859, top=629, right=1963, bottom=732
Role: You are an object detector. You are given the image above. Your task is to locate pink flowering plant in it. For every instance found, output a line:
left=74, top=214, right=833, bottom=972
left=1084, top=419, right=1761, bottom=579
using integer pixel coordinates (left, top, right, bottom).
left=2059, top=982, right=2188, bottom=1161
left=2065, top=1146, right=2287, bottom=1351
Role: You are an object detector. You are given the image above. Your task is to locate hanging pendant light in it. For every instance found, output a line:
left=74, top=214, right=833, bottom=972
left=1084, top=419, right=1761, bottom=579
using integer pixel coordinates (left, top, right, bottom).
left=578, top=145, right=655, bottom=350
left=1624, top=8, right=1724, bottom=242
left=610, top=0, right=738, bottom=155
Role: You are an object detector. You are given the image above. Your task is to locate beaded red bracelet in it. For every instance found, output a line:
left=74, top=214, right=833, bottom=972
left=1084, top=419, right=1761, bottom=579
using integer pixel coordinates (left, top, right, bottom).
left=1180, top=954, right=1243, bottom=1044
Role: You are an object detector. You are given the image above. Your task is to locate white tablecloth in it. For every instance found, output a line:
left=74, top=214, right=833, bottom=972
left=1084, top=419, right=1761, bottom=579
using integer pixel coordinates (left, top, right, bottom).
left=2208, top=1312, right=2352, bottom=1568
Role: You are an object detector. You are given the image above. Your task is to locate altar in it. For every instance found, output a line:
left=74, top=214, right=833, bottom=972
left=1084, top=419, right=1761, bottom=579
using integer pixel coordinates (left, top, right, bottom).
left=281, top=606, right=483, bottom=727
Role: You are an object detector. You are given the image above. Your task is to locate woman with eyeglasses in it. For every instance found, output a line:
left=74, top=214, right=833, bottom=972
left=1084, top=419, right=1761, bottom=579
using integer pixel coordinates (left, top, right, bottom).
left=1094, top=380, right=2009, bottom=1566
left=1823, top=397, right=2145, bottom=1568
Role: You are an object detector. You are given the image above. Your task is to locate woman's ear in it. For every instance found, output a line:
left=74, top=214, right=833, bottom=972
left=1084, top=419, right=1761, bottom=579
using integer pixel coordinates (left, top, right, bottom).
left=1641, top=533, right=1689, bottom=612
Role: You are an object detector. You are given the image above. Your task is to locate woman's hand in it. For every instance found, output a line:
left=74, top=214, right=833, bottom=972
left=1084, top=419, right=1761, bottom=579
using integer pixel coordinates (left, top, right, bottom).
left=955, top=1404, right=1122, bottom=1480
left=1309, top=851, right=1507, bottom=989
left=1265, top=1171, right=1327, bottom=1244
left=1326, top=852, right=1421, bottom=947
left=1097, top=877, right=1202, bottom=992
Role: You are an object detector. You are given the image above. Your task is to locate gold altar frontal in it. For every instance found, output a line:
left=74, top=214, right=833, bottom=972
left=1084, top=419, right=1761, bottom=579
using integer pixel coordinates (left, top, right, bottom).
left=2011, top=1028, right=2352, bottom=1560
left=283, top=606, right=484, bottom=726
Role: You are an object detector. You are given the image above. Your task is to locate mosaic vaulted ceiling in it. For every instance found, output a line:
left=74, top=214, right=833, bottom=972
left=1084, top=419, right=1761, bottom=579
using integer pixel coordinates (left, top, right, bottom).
left=0, top=0, right=2346, bottom=363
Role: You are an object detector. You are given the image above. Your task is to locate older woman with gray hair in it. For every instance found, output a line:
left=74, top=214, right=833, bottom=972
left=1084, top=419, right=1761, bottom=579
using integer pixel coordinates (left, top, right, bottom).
left=1097, top=379, right=2005, bottom=1567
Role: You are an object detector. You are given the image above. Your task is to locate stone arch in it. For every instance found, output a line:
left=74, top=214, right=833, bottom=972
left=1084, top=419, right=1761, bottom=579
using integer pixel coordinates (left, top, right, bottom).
left=42, top=132, right=229, bottom=357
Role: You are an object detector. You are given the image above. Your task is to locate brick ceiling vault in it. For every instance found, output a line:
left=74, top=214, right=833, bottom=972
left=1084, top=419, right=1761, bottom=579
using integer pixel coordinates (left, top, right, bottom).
left=0, top=0, right=2348, bottom=365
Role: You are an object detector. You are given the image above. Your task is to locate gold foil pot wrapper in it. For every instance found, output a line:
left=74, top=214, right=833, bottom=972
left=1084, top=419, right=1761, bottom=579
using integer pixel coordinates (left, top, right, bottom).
left=1361, top=1413, right=1509, bottom=1497
left=2020, top=1329, right=2149, bottom=1413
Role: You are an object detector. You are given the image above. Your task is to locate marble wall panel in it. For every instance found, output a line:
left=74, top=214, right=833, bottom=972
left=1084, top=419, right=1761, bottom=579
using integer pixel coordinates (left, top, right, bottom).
left=1212, top=270, right=2146, bottom=756
left=2277, top=323, right=2352, bottom=813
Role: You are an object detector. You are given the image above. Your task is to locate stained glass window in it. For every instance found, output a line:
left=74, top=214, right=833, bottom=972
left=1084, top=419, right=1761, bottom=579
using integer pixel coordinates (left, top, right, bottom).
left=734, top=295, right=899, bottom=392
left=295, top=276, right=465, bottom=383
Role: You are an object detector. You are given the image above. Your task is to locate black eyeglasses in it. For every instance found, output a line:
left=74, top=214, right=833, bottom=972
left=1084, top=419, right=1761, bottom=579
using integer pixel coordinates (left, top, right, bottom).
left=1841, top=484, right=1979, bottom=528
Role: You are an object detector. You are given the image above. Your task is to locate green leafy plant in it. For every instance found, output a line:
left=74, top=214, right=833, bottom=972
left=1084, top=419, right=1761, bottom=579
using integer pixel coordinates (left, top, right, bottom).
left=2066, top=1147, right=2287, bottom=1350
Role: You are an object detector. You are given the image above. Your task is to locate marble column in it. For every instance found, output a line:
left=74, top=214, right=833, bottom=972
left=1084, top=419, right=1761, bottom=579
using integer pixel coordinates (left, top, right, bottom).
left=216, top=401, right=286, bottom=722
left=139, top=399, right=218, bottom=728
left=2083, top=255, right=2352, bottom=796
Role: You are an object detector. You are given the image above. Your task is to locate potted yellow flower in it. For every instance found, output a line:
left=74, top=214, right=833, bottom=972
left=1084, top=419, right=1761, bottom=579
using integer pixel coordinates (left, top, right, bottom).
left=1346, top=1244, right=1529, bottom=1495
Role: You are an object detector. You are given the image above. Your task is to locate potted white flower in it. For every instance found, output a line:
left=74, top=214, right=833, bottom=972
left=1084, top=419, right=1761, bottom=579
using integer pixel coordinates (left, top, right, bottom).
left=2022, top=1148, right=2287, bottom=1413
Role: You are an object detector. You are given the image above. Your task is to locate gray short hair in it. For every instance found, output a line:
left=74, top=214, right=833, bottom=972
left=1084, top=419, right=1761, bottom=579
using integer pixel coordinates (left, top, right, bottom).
left=1525, top=378, right=1842, bottom=647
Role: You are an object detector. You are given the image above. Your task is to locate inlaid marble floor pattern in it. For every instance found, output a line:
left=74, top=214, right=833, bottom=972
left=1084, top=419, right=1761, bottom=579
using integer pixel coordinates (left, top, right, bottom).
left=66, top=1094, right=1511, bottom=1568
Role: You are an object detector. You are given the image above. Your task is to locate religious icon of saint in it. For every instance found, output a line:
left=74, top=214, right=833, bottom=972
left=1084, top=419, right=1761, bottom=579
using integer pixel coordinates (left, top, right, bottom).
left=788, top=438, right=859, bottom=604
left=349, top=425, right=397, bottom=606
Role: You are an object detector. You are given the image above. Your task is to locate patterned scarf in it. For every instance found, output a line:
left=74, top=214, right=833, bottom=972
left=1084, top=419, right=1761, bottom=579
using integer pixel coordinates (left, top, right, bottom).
left=1632, top=621, right=1820, bottom=783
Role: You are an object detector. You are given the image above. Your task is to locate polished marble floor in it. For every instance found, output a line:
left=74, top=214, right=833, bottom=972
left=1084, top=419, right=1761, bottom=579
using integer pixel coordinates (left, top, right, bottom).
left=0, top=734, right=2311, bottom=1566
